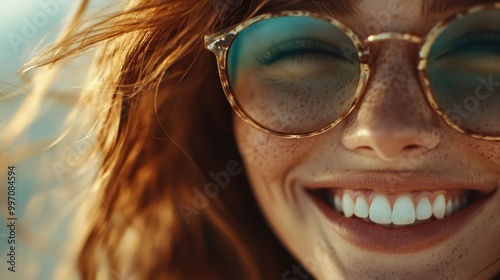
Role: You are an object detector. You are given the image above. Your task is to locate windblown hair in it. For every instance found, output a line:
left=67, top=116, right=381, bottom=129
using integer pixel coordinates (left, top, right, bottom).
left=10, top=0, right=302, bottom=279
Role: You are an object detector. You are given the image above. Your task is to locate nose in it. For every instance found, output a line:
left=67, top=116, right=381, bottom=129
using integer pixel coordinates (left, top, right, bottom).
left=341, top=43, right=441, bottom=161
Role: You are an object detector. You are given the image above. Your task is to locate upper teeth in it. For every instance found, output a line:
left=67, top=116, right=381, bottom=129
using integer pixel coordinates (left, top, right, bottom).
left=329, top=190, right=469, bottom=226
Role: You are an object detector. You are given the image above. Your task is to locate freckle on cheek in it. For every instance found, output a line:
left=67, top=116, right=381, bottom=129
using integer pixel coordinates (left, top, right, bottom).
left=466, top=140, right=500, bottom=165
left=235, top=121, right=314, bottom=174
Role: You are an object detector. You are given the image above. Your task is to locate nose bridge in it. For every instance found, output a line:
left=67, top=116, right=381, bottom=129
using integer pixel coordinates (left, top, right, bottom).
left=340, top=37, right=441, bottom=161
left=358, top=33, right=427, bottom=117
left=363, top=32, right=424, bottom=46
left=357, top=32, right=425, bottom=65
left=359, top=41, right=425, bottom=128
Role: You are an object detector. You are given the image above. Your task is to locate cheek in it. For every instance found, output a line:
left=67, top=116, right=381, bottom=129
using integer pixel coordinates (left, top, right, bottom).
left=233, top=117, right=310, bottom=177
left=465, top=140, right=500, bottom=172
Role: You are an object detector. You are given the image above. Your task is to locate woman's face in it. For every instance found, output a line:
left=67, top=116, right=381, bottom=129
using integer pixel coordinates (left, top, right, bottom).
left=233, top=0, right=500, bottom=279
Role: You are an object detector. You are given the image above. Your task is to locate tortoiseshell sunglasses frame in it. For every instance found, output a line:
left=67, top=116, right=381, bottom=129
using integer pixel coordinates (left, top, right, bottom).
left=205, top=2, right=500, bottom=140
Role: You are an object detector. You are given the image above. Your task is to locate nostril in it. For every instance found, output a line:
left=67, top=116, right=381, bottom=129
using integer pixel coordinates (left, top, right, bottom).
left=403, top=144, right=420, bottom=151
left=341, top=125, right=441, bottom=160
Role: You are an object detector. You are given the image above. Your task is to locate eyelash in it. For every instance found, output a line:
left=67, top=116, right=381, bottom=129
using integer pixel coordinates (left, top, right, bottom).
left=441, top=32, right=500, bottom=57
left=257, top=39, right=346, bottom=65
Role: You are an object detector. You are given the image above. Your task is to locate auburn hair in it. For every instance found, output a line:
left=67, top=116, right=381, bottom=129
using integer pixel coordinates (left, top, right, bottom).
left=16, top=0, right=299, bottom=279
left=8, top=0, right=360, bottom=279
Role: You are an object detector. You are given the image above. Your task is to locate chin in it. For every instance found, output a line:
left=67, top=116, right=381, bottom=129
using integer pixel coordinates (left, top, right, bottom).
left=258, top=175, right=500, bottom=280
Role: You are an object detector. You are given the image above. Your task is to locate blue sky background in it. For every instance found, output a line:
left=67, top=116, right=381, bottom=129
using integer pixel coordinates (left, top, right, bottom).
left=1, top=1, right=118, bottom=279
left=1, top=0, right=74, bottom=86
left=1, top=0, right=114, bottom=91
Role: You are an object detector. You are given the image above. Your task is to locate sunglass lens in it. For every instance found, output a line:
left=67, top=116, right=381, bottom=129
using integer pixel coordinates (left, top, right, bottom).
left=227, top=16, right=361, bottom=134
left=427, top=9, right=500, bottom=137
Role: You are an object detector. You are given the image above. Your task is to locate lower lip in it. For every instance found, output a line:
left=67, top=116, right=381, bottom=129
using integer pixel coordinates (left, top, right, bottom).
left=308, top=189, right=497, bottom=254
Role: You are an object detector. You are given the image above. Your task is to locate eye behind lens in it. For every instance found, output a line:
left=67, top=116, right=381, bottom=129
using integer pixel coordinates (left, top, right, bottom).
left=425, top=8, right=500, bottom=138
left=258, top=39, right=352, bottom=65
left=225, top=15, right=363, bottom=135
left=431, top=32, right=500, bottom=60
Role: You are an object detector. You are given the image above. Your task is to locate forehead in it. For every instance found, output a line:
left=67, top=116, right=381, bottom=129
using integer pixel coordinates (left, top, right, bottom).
left=256, top=0, right=499, bottom=16
left=252, top=0, right=500, bottom=37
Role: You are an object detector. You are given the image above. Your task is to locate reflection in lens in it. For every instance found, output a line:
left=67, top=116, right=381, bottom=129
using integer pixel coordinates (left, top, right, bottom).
left=227, top=16, right=361, bottom=134
left=427, top=9, right=500, bottom=137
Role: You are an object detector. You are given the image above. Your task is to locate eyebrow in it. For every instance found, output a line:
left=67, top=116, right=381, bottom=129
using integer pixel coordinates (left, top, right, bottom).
left=422, top=0, right=499, bottom=15
left=256, top=0, right=361, bottom=17
left=257, top=0, right=497, bottom=17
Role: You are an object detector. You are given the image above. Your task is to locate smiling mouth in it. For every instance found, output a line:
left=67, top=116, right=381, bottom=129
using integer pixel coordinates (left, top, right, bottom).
left=312, top=188, right=490, bottom=227
left=305, top=177, right=498, bottom=253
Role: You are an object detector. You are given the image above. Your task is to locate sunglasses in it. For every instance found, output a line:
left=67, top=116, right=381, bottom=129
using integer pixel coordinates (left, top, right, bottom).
left=205, top=3, right=500, bottom=140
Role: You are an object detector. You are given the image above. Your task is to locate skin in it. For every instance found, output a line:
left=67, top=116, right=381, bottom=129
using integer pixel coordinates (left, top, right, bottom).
left=233, top=1, right=500, bottom=279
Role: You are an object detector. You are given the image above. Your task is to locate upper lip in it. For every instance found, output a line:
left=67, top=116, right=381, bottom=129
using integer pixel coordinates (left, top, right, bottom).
left=301, top=172, right=498, bottom=194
